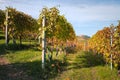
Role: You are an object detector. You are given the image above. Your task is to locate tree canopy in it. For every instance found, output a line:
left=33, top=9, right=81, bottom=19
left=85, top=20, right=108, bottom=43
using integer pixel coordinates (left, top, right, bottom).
left=0, top=9, right=5, bottom=28
left=0, top=7, right=39, bottom=44
left=89, top=22, right=120, bottom=67
left=0, top=7, right=76, bottom=46
left=38, top=7, right=76, bottom=43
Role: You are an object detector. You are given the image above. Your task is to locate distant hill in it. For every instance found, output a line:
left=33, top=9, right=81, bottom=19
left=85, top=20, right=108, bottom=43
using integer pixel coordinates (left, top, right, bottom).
left=77, top=35, right=90, bottom=42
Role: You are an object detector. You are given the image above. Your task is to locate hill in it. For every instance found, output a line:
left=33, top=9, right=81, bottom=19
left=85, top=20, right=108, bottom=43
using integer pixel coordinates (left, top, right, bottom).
left=77, top=35, right=90, bottom=42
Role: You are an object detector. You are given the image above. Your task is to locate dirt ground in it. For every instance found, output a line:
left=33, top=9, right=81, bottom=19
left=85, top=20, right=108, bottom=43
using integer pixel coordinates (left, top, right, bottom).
left=0, top=56, right=9, bottom=65
left=0, top=56, right=33, bottom=80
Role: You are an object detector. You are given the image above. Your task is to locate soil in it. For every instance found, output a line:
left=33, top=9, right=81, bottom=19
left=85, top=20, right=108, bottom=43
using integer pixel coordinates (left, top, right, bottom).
left=0, top=56, right=9, bottom=65
left=0, top=56, right=33, bottom=80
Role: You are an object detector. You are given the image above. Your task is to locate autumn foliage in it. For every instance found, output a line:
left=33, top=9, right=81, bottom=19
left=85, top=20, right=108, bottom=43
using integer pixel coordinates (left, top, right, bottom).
left=89, top=23, right=120, bottom=68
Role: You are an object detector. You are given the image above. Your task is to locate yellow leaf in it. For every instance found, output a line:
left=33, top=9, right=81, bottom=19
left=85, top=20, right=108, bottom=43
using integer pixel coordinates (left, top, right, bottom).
left=114, top=63, right=118, bottom=67
left=65, top=77, right=70, bottom=80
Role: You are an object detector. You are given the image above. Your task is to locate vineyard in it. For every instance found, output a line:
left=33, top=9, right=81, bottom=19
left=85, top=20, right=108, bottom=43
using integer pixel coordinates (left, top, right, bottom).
left=89, top=24, right=120, bottom=68
left=0, top=7, right=120, bottom=80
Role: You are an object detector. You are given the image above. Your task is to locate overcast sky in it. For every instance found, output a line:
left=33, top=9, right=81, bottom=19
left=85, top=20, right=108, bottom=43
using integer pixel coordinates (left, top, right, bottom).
left=0, top=0, right=120, bottom=36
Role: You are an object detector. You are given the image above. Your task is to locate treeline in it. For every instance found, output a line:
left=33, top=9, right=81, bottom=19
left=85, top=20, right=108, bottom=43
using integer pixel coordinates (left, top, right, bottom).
left=0, top=7, right=38, bottom=44
left=0, top=7, right=76, bottom=45
left=89, top=22, right=120, bottom=68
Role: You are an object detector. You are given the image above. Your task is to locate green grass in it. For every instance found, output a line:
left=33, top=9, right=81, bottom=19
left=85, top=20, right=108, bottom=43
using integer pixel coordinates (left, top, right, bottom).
left=55, top=66, right=119, bottom=80
left=5, top=49, right=41, bottom=63
left=0, top=39, right=66, bottom=79
left=0, top=38, right=120, bottom=80
left=0, top=30, right=5, bottom=39
left=54, top=52, right=120, bottom=80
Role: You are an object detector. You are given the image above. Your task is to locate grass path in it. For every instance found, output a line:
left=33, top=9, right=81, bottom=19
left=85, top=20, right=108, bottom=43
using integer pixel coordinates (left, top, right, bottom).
left=54, top=52, right=120, bottom=80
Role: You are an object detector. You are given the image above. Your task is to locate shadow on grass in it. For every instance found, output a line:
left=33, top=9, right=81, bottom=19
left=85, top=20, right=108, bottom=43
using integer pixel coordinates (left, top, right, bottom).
left=0, top=43, right=40, bottom=55
left=0, top=31, right=5, bottom=39
left=0, top=43, right=6, bottom=54
left=0, top=36, right=5, bottom=39
left=0, top=59, right=66, bottom=80
left=67, top=51, right=105, bottom=70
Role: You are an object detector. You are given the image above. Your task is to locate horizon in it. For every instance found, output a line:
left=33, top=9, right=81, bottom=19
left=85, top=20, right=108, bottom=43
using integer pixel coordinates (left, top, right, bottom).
left=0, top=0, right=120, bottom=36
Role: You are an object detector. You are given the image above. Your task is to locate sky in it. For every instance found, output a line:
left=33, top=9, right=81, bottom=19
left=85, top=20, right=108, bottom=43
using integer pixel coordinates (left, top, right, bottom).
left=0, top=0, right=120, bottom=36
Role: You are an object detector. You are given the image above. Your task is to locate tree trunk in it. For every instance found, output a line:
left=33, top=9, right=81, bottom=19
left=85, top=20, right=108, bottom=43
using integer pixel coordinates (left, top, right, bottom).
left=20, top=36, right=22, bottom=45
left=7, top=35, right=10, bottom=44
left=13, top=36, right=16, bottom=45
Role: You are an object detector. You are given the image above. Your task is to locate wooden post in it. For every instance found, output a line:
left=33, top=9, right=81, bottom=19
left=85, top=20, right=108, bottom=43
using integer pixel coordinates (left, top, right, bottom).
left=5, top=8, right=8, bottom=46
left=110, top=34, right=113, bottom=70
left=42, top=15, right=46, bottom=69
left=110, top=24, right=114, bottom=70
left=84, top=41, right=86, bottom=51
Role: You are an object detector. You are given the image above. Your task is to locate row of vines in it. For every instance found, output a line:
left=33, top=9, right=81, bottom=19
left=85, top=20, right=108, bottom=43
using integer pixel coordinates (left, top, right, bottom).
left=0, top=7, right=76, bottom=46
left=89, top=23, right=120, bottom=68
